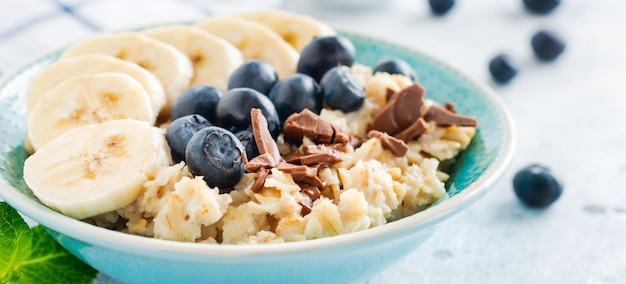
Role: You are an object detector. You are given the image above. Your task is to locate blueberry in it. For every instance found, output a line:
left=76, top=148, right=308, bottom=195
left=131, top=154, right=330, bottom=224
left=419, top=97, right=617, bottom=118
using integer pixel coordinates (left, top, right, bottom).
left=531, top=30, right=566, bottom=61
left=523, top=0, right=560, bottom=14
left=429, top=0, right=455, bottom=15
left=320, top=66, right=365, bottom=113
left=228, top=60, right=278, bottom=95
left=297, top=36, right=356, bottom=82
left=165, top=114, right=212, bottom=162
left=185, top=127, right=245, bottom=190
left=170, top=85, right=222, bottom=123
left=488, top=54, right=518, bottom=84
left=268, top=74, right=323, bottom=122
left=373, top=58, right=417, bottom=81
left=234, top=129, right=260, bottom=160
left=216, top=88, right=280, bottom=138
left=513, top=164, right=563, bottom=208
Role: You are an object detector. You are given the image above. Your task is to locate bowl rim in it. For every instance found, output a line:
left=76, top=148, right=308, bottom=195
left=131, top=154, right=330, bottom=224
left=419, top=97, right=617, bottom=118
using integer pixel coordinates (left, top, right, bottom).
left=0, top=27, right=516, bottom=257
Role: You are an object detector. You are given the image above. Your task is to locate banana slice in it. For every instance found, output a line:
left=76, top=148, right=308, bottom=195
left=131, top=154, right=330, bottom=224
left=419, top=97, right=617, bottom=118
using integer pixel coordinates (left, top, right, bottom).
left=237, top=10, right=336, bottom=52
left=23, top=119, right=171, bottom=220
left=195, top=17, right=298, bottom=78
left=28, top=73, right=155, bottom=151
left=144, top=25, right=244, bottom=91
left=60, top=32, right=193, bottom=114
left=25, top=54, right=165, bottom=115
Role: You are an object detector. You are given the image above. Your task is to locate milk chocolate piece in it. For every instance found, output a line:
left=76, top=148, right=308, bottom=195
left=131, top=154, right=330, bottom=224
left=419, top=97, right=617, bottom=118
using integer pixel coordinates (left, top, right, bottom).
left=251, top=168, right=269, bottom=193
left=303, top=143, right=345, bottom=154
left=301, top=185, right=321, bottom=202
left=367, top=130, right=409, bottom=157
left=444, top=102, right=457, bottom=113
left=299, top=201, right=312, bottom=216
left=370, top=83, right=426, bottom=136
left=297, top=153, right=342, bottom=167
left=251, top=108, right=281, bottom=163
left=394, top=117, right=428, bottom=142
left=276, top=164, right=324, bottom=188
left=282, top=109, right=349, bottom=145
left=244, top=153, right=277, bottom=172
left=424, top=105, right=478, bottom=127
left=385, top=88, right=397, bottom=103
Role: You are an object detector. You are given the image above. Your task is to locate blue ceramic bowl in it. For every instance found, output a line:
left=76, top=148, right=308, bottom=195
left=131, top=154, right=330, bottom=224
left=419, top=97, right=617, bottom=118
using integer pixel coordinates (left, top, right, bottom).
left=0, top=30, right=515, bottom=284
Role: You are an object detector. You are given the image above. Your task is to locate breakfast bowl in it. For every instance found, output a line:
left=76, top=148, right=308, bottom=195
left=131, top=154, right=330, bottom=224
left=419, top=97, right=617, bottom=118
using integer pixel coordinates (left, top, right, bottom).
left=0, top=29, right=515, bottom=284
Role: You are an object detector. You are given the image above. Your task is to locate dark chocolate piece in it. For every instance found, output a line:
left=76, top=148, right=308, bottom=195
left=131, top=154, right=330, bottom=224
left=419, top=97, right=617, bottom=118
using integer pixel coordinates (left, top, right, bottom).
left=423, top=105, right=478, bottom=127
left=370, top=83, right=426, bottom=136
left=251, top=108, right=281, bottom=163
left=367, top=130, right=409, bottom=157
left=251, top=168, right=269, bottom=193
left=282, top=109, right=349, bottom=145
left=394, top=117, right=428, bottom=142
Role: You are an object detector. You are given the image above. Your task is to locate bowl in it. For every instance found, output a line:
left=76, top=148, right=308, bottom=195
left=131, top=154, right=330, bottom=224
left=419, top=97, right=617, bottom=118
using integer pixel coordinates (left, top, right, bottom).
left=0, top=29, right=515, bottom=284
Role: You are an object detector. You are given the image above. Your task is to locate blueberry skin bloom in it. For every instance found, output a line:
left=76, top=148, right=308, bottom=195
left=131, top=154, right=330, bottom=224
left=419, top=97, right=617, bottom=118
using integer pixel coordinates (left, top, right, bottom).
left=429, top=0, right=455, bottom=15
left=170, top=85, right=222, bottom=123
left=185, top=126, right=245, bottom=190
left=523, top=0, right=560, bottom=14
left=165, top=114, right=212, bottom=163
left=297, top=36, right=356, bottom=82
left=373, top=58, right=417, bottom=82
left=228, top=60, right=279, bottom=95
left=513, top=164, right=563, bottom=208
left=488, top=54, right=518, bottom=84
left=320, top=66, right=365, bottom=113
left=531, top=30, right=566, bottom=61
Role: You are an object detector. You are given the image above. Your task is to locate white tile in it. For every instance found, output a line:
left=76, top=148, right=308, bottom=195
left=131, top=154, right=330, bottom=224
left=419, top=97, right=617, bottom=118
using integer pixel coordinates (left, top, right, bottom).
left=0, top=0, right=58, bottom=32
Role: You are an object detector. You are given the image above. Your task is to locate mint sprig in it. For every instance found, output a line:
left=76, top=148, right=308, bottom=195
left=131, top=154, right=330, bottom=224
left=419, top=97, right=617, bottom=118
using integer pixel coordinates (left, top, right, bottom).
left=0, top=202, right=97, bottom=283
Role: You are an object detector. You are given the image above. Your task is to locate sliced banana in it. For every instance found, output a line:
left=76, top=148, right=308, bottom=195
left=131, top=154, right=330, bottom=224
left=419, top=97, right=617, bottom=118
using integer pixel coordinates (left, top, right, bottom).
left=195, top=17, right=298, bottom=78
left=23, top=119, right=171, bottom=220
left=237, top=10, right=336, bottom=52
left=28, top=73, right=155, bottom=151
left=144, top=25, right=244, bottom=91
left=25, top=54, right=165, bottom=115
left=60, top=32, right=194, bottom=114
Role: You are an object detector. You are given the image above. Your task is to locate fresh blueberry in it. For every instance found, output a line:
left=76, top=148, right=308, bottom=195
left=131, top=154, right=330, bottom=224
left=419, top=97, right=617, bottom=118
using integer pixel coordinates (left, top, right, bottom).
left=489, top=54, right=518, bottom=84
left=216, top=88, right=280, bottom=138
left=523, top=0, right=560, bottom=14
left=228, top=60, right=278, bottom=95
left=297, top=36, right=356, bottom=82
left=513, top=164, right=563, bottom=208
left=429, top=0, right=455, bottom=15
left=373, top=58, right=417, bottom=81
left=268, top=74, right=323, bottom=122
left=185, top=127, right=245, bottom=190
left=234, top=129, right=260, bottom=160
left=165, top=114, right=212, bottom=162
left=531, top=30, right=566, bottom=61
left=170, top=85, right=222, bottom=123
left=320, top=66, right=365, bottom=113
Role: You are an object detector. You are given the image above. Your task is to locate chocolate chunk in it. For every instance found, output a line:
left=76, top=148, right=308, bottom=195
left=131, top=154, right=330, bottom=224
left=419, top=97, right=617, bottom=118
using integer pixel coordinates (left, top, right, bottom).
left=424, top=105, right=478, bottom=127
left=299, top=201, right=312, bottom=216
left=276, top=164, right=324, bottom=188
left=244, top=152, right=277, bottom=172
left=385, top=88, right=397, bottom=103
left=251, top=108, right=281, bottom=163
left=367, top=130, right=409, bottom=157
left=301, top=185, right=321, bottom=202
left=282, top=109, right=349, bottom=145
left=251, top=168, right=269, bottom=193
left=370, top=83, right=427, bottom=136
left=444, top=102, right=457, bottom=113
left=394, top=117, right=428, bottom=142
left=298, top=153, right=342, bottom=167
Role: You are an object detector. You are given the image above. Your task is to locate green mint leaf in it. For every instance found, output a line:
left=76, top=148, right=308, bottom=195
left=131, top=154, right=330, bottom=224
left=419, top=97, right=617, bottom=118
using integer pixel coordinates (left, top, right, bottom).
left=0, top=202, right=31, bottom=281
left=0, top=203, right=97, bottom=284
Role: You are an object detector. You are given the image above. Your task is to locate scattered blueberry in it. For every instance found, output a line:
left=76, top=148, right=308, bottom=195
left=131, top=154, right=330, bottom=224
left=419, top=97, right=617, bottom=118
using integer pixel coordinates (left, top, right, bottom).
left=165, top=114, right=212, bottom=163
left=489, top=54, right=518, bottom=84
left=513, top=164, right=563, bottom=208
left=297, top=36, right=356, bottom=82
left=228, top=60, right=279, bottom=95
left=216, top=88, right=281, bottom=138
left=531, top=30, right=566, bottom=61
left=523, top=0, right=560, bottom=14
left=373, top=58, right=417, bottom=81
left=268, top=74, right=323, bottom=122
left=234, top=129, right=260, bottom=160
left=170, top=85, right=222, bottom=123
left=320, top=66, right=365, bottom=113
left=429, top=0, right=455, bottom=15
left=185, top=127, right=245, bottom=190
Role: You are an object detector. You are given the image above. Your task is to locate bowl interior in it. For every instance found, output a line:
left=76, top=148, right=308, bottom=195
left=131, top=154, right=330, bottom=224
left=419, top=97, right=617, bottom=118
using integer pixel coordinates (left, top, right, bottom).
left=0, top=30, right=512, bottom=248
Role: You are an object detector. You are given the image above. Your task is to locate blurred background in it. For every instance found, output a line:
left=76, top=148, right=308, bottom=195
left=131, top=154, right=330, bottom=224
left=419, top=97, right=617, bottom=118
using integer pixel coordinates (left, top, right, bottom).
left=1, top=0, right=625, bottom=283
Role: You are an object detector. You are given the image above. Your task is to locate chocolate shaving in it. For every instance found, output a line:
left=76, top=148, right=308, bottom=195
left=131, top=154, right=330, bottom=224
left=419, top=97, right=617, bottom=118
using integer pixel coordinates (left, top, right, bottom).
left=251, top=108, right=282, bottom=163
left=299, top=201, right=312, bottom=216
left=423, top=105, right=478, bottom=127
left=370, top=83, right=427, bottom=136
left=444, top=102, right=457, bottom=113
left=251, top=168, right=269, bottom=193
left=385, top=88, right=397, bottom=103
left=367, top=130, right=409, bottom=157
left=394, top=117, right=428, bottom=142
left=295, top=153, right=342, bottom=167
left=301, top=185, right=321, bottom=202
left=244, top=152, right=277, bottom=172
left=282, top=109, right=349, bottom=145
left=276, top=164, right=324, bottom=188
